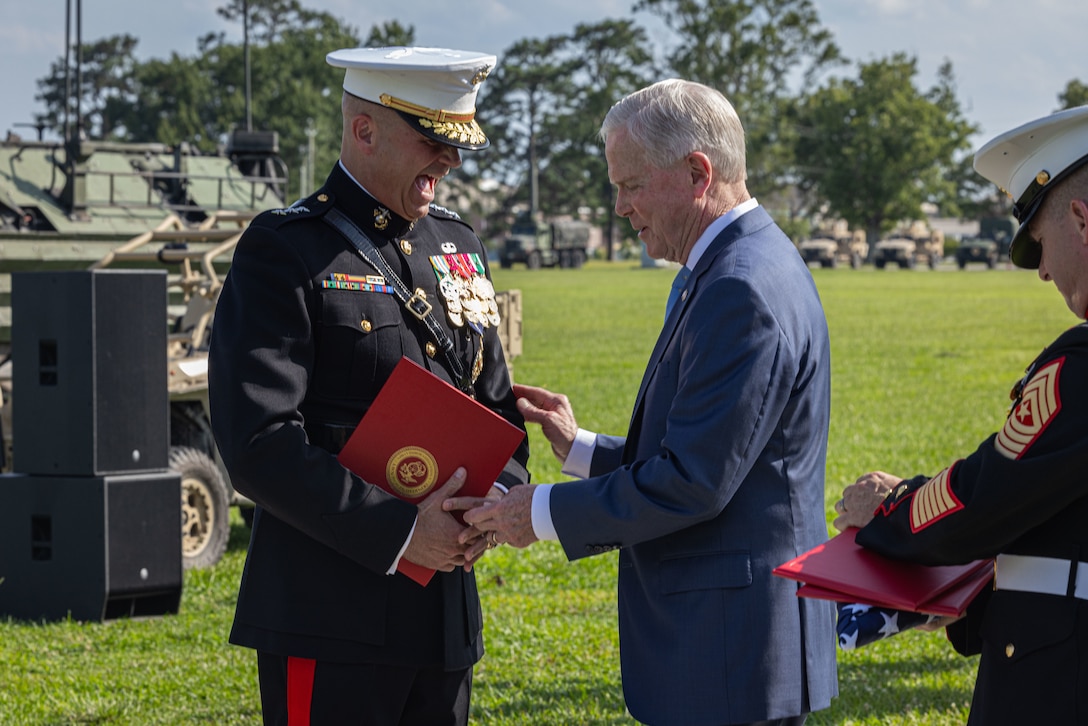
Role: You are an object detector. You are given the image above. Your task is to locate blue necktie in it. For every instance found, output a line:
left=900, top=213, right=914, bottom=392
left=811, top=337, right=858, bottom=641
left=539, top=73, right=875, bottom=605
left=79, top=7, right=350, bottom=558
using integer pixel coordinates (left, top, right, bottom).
left=665, top=267, right=690, bottom=320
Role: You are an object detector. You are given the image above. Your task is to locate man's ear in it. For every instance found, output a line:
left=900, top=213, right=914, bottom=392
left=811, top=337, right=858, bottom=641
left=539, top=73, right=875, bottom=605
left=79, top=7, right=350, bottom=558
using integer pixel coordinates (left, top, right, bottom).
left=350, top=113, right=376, bottom=151
left=686, top=151, right=713, bottom=198
left=1072, top=198, right=1088, bottom=247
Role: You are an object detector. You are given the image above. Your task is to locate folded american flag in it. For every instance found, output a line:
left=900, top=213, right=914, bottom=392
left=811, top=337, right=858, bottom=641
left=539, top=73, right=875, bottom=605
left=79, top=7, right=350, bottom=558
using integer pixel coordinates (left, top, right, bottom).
left=836, top=602, right=941, bottom=651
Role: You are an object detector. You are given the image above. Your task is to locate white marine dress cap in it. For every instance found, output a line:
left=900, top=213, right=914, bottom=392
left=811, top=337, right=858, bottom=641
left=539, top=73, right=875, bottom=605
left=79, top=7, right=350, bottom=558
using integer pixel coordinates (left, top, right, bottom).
left=326, top=46, right=497, bottom=150
left=973, top=104, right=1088, bottom=268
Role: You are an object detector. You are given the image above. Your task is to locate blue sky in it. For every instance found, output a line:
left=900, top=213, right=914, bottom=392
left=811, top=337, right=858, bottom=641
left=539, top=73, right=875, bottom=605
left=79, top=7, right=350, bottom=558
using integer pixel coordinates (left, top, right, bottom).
left=2, top=0, right=1084, bottom=149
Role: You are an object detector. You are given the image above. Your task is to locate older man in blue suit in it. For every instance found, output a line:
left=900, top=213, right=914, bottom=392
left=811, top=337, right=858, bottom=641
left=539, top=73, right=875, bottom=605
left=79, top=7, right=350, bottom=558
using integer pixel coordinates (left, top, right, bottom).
left=449, top=79, right=837, bottom=725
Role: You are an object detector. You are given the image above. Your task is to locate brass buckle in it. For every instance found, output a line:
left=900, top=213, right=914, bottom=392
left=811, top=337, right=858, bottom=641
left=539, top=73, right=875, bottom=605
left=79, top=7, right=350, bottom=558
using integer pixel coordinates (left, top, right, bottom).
left=405, top=289, right=433, bottom=320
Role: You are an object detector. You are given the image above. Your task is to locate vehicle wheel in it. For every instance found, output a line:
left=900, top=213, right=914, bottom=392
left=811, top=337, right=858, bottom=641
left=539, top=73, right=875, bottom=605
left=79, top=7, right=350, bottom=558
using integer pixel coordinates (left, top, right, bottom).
left=957, top=257, right=967, bottom=270
left=171, top=446, right=230, bottom=569
left=499, top=258, right=512, bottom=269
left=875, top=259, right=886, bottom=269
left=558, top=250, right=572, bottom=268
left=571, top=249, right=586, bottom=268
left=526, top=251, right=542, bottom=270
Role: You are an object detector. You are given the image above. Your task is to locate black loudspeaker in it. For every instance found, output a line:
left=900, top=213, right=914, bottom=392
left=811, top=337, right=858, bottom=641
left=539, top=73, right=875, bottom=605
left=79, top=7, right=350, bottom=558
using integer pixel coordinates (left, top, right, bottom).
left=11, top=270, right=169, bottom=476
left=0, top=472, right=182, bottom=622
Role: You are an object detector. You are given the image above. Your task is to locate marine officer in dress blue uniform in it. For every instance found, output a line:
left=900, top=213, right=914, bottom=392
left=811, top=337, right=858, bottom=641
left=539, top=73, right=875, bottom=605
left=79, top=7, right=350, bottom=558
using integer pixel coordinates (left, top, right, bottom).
left=834, top=105, right=1088, bottom=725
left=209, top=46, right=529, bottom=726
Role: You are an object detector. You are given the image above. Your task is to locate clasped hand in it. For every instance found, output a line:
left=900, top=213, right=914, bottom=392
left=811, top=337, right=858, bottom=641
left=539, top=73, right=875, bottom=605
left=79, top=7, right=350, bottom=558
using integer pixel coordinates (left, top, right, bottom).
left=444, top=484, right=538, bottom=549
left=402, top=468, right=503, bottom=572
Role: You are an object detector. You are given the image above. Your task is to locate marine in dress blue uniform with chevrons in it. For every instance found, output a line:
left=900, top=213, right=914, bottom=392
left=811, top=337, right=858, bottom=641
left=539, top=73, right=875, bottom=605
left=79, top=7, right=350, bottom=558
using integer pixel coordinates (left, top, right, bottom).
left=835, top=105, right=1088, bottom=725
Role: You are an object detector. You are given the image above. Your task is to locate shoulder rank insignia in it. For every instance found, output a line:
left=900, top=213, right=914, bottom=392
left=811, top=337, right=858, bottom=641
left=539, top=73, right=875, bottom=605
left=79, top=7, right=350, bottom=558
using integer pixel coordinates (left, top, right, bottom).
left=909, top=465, right=964, bottom=532
left=429, top=203, right=462, bottom=220
left=995, top=357, right=1063, bottom=460
left=270, top=204, right=310, bottom=216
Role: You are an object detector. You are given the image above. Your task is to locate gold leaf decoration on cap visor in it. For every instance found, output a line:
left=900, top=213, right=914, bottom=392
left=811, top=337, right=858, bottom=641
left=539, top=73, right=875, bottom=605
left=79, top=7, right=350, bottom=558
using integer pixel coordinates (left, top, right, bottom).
left=418, top=118, right=488, bottom=147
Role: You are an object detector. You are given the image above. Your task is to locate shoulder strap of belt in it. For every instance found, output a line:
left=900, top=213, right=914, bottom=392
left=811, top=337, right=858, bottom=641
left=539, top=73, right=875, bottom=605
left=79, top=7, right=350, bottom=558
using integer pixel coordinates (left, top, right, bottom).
left=323, top=207, right=472, bottom=392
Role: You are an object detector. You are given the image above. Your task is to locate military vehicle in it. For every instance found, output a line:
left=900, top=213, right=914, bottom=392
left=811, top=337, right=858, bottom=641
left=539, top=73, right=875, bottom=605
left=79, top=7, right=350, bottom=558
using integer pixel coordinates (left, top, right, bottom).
left=499, top=213, right=592, bottom=269
left=798, top=222, right=868, bottom=269
left=954, top=236, right=999, bottom=269
left=955, top=216, right=1016, bottom=269
left=873, top=221, right=944, bottom=269
left=0, top=130, right=287, bottom=568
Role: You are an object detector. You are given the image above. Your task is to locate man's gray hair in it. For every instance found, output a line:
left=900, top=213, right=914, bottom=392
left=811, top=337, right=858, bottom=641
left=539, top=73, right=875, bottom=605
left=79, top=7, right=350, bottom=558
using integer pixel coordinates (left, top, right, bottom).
left=600, top=79, right=747, bottom=183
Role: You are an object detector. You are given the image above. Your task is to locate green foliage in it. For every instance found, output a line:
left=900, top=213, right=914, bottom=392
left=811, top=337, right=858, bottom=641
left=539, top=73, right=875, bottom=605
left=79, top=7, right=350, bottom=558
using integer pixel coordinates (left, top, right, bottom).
left=473, top=23, right=656, bottom=228
left=34, top=34, right=141, bottom=140
left=794, top=54, right=978, bottom=239
left=31, top=0, right=996, bottom=232
left=635, top=0, right=845, bottom=197
left=1059, top=79, right=1088, bottom=110
left=35, top=1, right=359, bottom=196
left=364, top=20, right=415, bottom=47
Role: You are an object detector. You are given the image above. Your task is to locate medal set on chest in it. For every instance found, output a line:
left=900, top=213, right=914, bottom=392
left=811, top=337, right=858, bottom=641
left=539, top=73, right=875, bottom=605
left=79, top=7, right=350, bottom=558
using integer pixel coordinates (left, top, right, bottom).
left=429, top=248, right=500, bottom=333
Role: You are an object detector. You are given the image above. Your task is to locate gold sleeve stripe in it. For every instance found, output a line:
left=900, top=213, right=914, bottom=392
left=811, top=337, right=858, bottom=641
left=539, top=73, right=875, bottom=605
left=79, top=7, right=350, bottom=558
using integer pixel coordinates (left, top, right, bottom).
left=910, top=467, right=964, bottom=532
left=995, top=358, right=1063, bottom=460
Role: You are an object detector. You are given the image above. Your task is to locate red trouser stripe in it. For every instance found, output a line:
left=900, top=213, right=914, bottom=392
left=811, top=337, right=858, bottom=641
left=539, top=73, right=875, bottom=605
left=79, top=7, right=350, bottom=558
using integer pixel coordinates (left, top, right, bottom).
left=286, top=656, right=316, bottom=726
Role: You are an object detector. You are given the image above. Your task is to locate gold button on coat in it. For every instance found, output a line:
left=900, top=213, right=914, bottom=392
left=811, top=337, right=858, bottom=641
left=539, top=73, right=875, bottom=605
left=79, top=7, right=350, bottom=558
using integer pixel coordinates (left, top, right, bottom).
left=426, top=342, right=437, bottom=357
left=360, top=320, right=372, bottom=333
left=400, top=239, right=413, bottom=255
left=1005, top=643, right=1015, bottom=658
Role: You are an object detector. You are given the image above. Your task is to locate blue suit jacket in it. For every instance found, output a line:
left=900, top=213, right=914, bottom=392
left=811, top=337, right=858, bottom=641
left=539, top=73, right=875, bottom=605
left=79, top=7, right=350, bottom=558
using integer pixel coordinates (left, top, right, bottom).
left=550, top=207, right=838, bottom=725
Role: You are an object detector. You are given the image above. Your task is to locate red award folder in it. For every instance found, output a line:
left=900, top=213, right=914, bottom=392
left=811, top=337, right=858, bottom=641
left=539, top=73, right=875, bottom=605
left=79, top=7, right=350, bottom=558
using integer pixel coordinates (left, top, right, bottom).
left=773, top=529, right=993, bottom=616
left=337, top=357, right=524, bottom=586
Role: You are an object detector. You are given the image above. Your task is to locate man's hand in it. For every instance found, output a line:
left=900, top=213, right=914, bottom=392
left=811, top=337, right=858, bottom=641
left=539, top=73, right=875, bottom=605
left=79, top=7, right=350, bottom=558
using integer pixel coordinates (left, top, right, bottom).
left=460, top=485, right=506, bottom=570
left=402, top=467, right=470, bottom=572
left=833, top=471, right=902, bottom=531
left=445, top=484, right=538, bottom=549
left=512, top=383, right=578, bottom=463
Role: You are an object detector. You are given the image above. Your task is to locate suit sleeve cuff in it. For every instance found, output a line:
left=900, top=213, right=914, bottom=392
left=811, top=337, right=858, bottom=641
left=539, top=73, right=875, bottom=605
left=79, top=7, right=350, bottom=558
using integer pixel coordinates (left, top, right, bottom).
left=531, top=484, right=558, bottom=541
left=561, top=428, right=596, bottom=478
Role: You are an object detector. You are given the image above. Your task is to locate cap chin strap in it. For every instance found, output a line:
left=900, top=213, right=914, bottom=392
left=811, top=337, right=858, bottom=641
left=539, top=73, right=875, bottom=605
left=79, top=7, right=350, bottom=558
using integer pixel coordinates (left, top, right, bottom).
left=379, top=93, right=475, bottom=124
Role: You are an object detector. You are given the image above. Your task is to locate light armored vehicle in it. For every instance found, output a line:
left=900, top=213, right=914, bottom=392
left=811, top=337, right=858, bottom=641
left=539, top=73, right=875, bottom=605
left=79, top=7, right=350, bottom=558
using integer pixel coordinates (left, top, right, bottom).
left=873, top=221, right=944, bottom=270
left=798, top=223, right=868, bottom=269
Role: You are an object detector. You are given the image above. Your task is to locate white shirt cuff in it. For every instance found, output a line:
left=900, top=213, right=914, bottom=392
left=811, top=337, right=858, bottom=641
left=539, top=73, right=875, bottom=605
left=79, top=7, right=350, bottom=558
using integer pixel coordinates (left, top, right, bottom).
left=387, top=518, right=416, bottom=575
left=561, top=428, right=597, bottom=478
left=531, top=484, right=558, bottom=541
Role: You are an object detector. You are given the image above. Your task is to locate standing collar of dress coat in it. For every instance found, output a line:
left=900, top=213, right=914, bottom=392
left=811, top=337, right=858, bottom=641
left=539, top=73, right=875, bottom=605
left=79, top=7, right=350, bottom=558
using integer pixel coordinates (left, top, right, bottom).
left=328, top=159, right=415, bottom=240
left=684, top=197, right=759, bottom=271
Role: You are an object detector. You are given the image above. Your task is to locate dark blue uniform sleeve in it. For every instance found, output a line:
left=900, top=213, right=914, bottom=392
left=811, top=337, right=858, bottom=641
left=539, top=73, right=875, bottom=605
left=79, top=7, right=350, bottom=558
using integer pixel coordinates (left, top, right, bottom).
left=856, top=324, right=1088, bottom=565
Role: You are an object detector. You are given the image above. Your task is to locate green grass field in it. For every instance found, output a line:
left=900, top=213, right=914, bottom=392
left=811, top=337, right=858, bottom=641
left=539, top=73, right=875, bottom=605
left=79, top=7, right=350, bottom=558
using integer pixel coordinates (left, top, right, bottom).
left=0, top=261, right=1076, bottom=724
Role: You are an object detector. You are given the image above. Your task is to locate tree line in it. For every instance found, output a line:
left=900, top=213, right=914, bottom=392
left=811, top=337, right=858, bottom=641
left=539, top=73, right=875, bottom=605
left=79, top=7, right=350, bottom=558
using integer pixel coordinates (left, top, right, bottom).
left=31, top=0, right=1088, bottom=248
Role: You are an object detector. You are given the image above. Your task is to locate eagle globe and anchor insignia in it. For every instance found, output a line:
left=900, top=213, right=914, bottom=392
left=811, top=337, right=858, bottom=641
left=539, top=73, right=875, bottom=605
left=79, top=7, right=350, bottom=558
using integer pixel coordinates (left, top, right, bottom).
left=386, top=446, right=440, bottom=498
